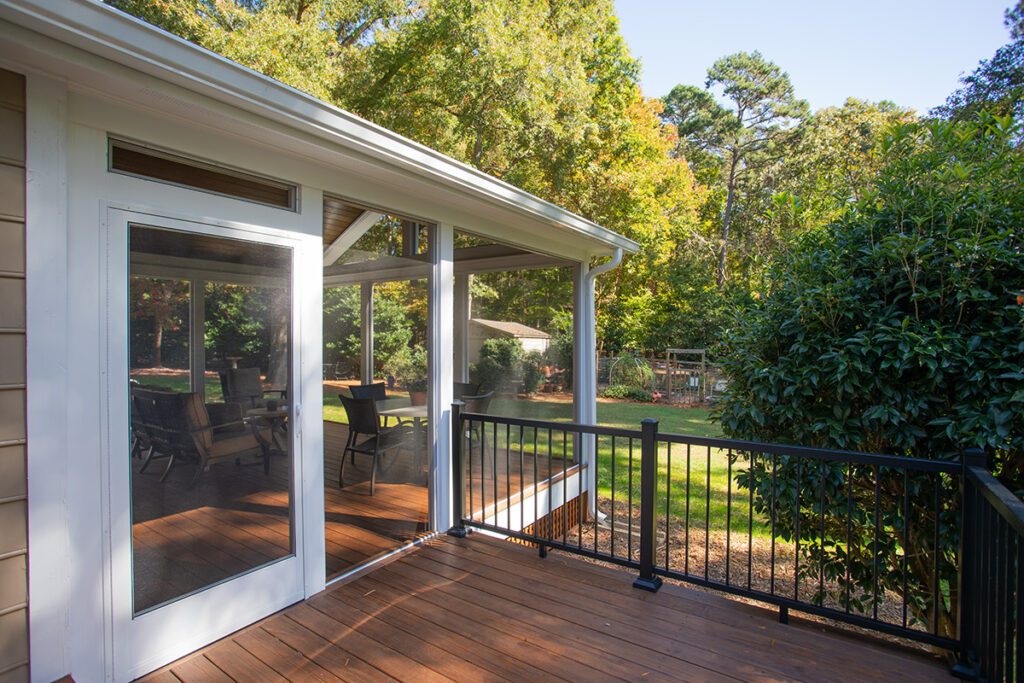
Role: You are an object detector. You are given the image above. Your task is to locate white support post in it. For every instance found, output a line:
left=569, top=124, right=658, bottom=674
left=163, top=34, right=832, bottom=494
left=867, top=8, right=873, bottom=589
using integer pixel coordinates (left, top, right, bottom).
left=428, top=222, right=454, bottom=533
left=453, top=273, right=470, bottom=383
left=573, top=261, right=598, bottom=518
left=25, top=73, right=72, bottom=683
left=359, top=281, right=373, bottom=383
left=189, top=279, right=206, bottom=397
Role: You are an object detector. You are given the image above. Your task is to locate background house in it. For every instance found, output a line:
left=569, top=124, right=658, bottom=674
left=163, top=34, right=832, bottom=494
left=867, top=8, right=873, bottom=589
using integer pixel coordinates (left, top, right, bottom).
left=468, top=318, right=551, bottom=363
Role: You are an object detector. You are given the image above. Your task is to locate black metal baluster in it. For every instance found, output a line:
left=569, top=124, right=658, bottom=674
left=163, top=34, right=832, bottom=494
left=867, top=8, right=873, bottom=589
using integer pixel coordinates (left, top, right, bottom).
left=705, top=445, right=711, bottom=581
left=747, top=451, right=754, bottom=590
left=629, top=436, right=636, bottom=562
left=467, top=416, right=474, bottom=524
left=932, top=473, right=940, bottom=635
left=562, top=429, right=568, bottom=547
left=480, top=419, right=486, bottom=525
left=771, top=453, right=777, bottom=595
left=533, top=427, right=538, bottom=544
left=726, top=448, right=733, bottom=585
left=820, top=460, right=827, bottom=606
left=506, top=423, right=512, bottom=531
left=578, top=431, right=584, bottom=552
left=593, top=434, right=599, bottom=556
left=547, top=427, right=553, bottom=549
left=795, top=458, right=803, bottom=602
left=519, top=425, right=524, bottom=533
left=845, top=461, right=852, bottom=613
left=1015, top=534, right=1022, bottom=683
left=902, top=468, right=910, bottom=628
left=685, top=443, right=691, bottom=576
left=873, top=465, right=881, bottom=621
left=492, top=421, right=499, bottom=526
left=995, top=516, right=1007, bottom=682
left=665, top=442, right=672, bottom=570
left=610, top=435, right=616, bottom=559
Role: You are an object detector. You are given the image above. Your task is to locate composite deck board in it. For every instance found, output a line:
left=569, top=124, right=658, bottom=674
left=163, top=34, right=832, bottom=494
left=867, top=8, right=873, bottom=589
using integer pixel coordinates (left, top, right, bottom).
left=141, top=534, right=948, bottom=682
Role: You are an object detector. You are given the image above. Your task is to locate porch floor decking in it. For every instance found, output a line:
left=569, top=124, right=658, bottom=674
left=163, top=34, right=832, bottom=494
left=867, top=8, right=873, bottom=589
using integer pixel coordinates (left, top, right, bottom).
left=139, top=533, right=948, bottom=683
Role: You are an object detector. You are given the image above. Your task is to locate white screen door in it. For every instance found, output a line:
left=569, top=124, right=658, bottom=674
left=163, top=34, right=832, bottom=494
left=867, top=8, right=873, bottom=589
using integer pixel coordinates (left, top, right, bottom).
left=105, top=209, right=309, bottom=680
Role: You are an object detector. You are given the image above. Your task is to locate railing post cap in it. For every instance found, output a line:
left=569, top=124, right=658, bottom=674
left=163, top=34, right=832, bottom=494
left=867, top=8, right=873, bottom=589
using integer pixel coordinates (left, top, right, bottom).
left=641, top=418, right=659, bottom=425
left=961, top=447, right=986, bottom=467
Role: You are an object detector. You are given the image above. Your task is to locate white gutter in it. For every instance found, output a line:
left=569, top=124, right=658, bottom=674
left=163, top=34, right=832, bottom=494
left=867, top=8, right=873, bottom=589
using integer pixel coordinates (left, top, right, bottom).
left=585, top=247, right=623, bottom=284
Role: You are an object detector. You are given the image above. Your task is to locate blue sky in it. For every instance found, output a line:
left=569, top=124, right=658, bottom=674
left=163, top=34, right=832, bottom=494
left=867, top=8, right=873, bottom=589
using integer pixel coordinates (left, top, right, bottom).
left=612, top=1, right=1014, bottom=114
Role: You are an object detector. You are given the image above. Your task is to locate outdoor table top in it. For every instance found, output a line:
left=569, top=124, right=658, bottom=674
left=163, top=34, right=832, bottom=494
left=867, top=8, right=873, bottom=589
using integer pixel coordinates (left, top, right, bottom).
left=377, top=401, right=427, bottom=419
left=246, top=407, right=289, bottom=419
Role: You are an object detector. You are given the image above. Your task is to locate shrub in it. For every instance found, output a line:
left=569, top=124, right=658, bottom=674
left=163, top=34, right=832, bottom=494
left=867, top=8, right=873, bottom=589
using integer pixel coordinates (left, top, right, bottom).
left=717, top=115, right=1024, bottom=637
left=520, top=351, right=546, bottom=395
left=601, top=384, right=654, bottom=402
left=472, top=337, right=524, bottom=391
left=383, top=345, right=427, bottom=390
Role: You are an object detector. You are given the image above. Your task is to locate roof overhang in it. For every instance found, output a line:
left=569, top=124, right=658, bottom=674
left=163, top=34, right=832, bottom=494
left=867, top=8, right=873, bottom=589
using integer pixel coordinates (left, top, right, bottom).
left=0, top=0, right=639, bottom=261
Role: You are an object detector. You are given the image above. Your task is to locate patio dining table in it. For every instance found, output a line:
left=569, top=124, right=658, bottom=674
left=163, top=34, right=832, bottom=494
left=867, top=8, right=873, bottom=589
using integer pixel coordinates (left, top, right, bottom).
left=377, top=400, right=428, bottom=481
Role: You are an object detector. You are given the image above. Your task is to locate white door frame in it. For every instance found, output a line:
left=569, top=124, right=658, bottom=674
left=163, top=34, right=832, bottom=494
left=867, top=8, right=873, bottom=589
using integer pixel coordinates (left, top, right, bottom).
left=102, top=207, right=319, bottom=681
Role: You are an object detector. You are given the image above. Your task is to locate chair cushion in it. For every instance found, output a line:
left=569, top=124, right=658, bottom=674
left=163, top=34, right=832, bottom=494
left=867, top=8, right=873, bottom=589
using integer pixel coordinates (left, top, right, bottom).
left=208, top=430, right=264, bottom=459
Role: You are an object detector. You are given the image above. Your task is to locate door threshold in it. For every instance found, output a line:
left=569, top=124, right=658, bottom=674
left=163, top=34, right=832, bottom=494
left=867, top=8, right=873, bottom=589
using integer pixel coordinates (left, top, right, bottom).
left=325, top=532, right=440, bottom=587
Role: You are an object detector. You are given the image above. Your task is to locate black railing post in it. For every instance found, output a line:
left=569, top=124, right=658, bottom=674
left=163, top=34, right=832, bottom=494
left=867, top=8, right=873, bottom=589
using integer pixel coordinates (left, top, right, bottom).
left=952, top=447, right=985, bottom=678
left=448, top=401, right=468, bottom=538
left=633, top=418, right=663, bottom=592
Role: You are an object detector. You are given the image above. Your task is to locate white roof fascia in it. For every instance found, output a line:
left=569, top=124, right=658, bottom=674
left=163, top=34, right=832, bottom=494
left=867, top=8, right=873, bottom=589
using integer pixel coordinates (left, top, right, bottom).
left=0, top=0, right=639, bottom=256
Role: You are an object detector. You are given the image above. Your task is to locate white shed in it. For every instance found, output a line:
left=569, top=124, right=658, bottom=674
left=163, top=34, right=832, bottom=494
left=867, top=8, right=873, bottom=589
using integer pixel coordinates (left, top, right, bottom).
left=468, top=318, right=552, bottom=363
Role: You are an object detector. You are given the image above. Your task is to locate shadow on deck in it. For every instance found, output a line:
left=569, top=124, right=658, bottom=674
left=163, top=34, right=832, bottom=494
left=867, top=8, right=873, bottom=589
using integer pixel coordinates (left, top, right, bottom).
left=139, top=533, right=948, bottom=682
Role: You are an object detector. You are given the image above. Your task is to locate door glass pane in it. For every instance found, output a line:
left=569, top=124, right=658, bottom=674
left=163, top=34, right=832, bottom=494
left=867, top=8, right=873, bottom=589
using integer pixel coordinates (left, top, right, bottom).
left=129, top=224, right=293, bottom=614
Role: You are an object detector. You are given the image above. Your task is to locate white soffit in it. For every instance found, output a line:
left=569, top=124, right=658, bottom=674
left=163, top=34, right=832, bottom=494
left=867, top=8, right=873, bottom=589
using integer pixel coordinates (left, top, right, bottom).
left=0, top=0, right=639, bottom=258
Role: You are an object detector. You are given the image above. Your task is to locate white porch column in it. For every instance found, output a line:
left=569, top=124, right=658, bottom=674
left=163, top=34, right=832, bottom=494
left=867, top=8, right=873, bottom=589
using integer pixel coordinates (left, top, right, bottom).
left=453, top=273, right=470, bottom=383
left=428, top=222, right=454, bottom=532
left=359, top=281, right=373, bottom=383
left=189, top=279, right=206, bottom=396
left=573, top=261, right=598, bottom=517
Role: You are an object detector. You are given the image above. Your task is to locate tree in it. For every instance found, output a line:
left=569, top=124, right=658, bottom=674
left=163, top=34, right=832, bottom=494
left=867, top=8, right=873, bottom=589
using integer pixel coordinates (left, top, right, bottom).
left=779, top=98, right=916, bottom=229
left=131, top=277, right=189, bottom=367
left=663, top=52, right=807, bottom=290
left=716, top=115, right=1024, bottom=635
left=932, top=2, right=1024, bottom=132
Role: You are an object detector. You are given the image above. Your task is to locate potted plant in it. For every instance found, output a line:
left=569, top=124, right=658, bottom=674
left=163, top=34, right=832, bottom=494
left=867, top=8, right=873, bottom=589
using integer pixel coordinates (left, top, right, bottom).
left=384, top=346, right=428, bottom=405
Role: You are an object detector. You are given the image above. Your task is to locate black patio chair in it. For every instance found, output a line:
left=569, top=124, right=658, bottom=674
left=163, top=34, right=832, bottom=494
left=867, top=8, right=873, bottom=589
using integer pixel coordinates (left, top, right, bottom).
left=454, top=381, right=480, bottom=399
left=338, top=395, right=411, bottom=495
left=460, top=390, right=494, bottom=455
left=350, top=382, right=392, bottom=426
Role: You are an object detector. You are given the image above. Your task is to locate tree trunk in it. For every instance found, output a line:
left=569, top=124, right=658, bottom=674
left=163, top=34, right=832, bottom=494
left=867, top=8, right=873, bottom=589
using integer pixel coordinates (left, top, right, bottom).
left=153, top=318, right=163, bottom=367
left=718, top=149, right=740, bottom=291
left=266, top=287, right=290, bottom=388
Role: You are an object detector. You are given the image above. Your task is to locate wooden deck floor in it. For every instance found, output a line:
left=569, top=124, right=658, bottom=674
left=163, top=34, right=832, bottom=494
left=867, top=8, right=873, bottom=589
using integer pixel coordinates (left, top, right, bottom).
left=140, top=533, right=949, bottom=682
left=132, top=421, right=566, bottom=608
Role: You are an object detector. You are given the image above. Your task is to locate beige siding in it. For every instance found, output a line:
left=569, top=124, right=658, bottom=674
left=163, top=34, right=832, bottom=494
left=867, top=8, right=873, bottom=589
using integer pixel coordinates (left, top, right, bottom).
left=0, top=68, right=27, bottom=683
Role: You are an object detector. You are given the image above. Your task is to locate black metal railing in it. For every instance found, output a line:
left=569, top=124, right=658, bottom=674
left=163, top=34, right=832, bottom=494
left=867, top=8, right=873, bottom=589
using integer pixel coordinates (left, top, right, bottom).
left=960, top=459, right=1023, bottom=682
left=450, top=407, right=1024, bottom=678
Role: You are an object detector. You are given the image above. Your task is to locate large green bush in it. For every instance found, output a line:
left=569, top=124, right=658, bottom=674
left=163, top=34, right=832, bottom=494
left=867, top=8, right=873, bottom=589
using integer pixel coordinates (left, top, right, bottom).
left=717, top=115, right=1024, bottom=636
left=471, top=337, right=524, bottom=392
